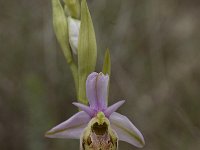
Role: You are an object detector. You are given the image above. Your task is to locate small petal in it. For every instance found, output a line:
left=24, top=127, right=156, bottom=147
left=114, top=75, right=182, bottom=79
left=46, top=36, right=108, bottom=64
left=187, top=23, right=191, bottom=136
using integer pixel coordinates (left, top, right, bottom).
left=73, top=102, right=94, bottom=117
left=104, top=100, right=125, bottom=117
left=86, top=72, right=98, bottom=109
left=96, top=73, right=109, bottom=110
left=109, top=112, right=145, bottom=148
left=45, top=111, right=90, bottom=139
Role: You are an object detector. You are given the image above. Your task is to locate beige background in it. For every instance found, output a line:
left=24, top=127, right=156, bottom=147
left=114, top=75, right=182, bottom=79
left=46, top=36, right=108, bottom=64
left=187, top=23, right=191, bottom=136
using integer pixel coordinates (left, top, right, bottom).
left=0, top=0, right=200, bottom=149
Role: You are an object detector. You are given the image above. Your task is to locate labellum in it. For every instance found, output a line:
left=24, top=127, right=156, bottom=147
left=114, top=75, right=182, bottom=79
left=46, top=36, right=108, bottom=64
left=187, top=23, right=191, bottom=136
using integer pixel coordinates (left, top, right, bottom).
left=80, top=112, right=118, bottom=150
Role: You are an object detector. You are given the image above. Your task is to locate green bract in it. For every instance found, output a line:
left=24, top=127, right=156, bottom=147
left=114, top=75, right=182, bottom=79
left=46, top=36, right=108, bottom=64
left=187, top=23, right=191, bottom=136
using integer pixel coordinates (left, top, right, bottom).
left=102, top=49, right=111, bottom=76
left=78, top=0, right=97, bottom=105
left=52, top=0, right=72, bottom=63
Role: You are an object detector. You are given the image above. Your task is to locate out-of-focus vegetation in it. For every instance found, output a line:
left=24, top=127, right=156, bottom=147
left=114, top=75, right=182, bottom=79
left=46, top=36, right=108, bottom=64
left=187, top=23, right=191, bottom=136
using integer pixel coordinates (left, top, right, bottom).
left=0, top=0, right=200, bottom=149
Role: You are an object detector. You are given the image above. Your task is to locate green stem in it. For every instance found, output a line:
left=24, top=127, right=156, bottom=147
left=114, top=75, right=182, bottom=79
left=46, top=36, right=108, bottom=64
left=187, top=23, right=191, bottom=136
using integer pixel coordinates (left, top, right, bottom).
left=68, top=59, right=79, bottom=99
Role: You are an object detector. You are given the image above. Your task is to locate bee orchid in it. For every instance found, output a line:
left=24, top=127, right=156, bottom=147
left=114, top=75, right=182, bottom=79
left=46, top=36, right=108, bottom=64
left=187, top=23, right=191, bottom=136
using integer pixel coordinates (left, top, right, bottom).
left=45, top=72, right=145, bottom=149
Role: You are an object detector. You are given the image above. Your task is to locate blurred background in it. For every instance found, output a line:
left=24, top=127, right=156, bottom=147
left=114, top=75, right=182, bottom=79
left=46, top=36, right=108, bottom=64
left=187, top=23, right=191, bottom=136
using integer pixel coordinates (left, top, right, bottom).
left=0, top=0, right=200, bottom=149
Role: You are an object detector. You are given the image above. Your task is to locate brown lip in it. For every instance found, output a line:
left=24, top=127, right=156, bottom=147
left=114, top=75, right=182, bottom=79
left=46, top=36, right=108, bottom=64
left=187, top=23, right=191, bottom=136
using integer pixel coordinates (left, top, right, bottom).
left=92, top=122, right=108, bottom=135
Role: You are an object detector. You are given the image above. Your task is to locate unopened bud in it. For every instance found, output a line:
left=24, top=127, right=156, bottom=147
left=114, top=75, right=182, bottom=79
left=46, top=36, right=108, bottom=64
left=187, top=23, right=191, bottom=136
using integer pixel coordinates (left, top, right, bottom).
left=68, top=17, right=80, bottom=55
left=64, top=0, right=80, bottom=19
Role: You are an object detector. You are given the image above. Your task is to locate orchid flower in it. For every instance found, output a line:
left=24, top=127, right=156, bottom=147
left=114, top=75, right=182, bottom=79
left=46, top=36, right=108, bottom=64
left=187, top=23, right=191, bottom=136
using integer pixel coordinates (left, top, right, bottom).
left=45, top=72, right=145, bottom=149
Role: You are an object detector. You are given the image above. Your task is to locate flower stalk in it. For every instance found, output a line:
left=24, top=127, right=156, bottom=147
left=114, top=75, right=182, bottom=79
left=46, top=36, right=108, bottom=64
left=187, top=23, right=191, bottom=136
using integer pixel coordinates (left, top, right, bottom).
left=48, top=0, right=145, bottom=149
left=52, top=0, right=79, bottom=95
left=51, top=0, right=97, bottom=101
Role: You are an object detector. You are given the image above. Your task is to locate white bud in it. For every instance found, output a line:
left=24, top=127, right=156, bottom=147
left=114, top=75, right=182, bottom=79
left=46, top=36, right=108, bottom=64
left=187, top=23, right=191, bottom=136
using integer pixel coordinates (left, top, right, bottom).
left=68, top=16, right=80, bottom=55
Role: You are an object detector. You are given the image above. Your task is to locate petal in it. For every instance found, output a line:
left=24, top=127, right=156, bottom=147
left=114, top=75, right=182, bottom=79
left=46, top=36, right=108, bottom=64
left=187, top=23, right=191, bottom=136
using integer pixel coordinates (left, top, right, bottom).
left=109, top=112, right=145, bottom=148
left=96, top=73, right=109, bottom=110
left=73, top=102, right=95, bottom=117
left=86, top=72, right=98, bottom=109
left=104, top=100, right=125, bottom=117
left=86, top=72, right=109, bottom=111
left=45, top=111, right=90, bottom=139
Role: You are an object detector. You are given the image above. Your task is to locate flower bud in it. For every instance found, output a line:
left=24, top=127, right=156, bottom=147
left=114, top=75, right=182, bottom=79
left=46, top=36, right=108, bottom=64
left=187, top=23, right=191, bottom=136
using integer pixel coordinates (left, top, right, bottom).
left=52, top=0, right=72, bottom=63
left=68, top=17, right=80, bottom=55
left=64, top=0, right=80, bottom=19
